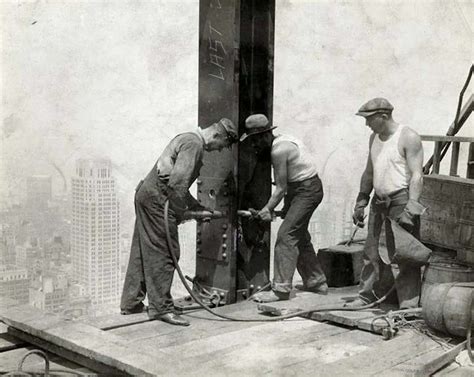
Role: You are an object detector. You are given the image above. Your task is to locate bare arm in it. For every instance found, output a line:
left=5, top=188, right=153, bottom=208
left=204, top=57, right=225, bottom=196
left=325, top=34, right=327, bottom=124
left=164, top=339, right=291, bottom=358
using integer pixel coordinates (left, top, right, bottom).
left=359, top=134, right=375, bottom=196
left=352, top=134, right=375, bottom=226
left=263, top=144, right=289, bottom=212
left=402, top=127, right=424, bottom=202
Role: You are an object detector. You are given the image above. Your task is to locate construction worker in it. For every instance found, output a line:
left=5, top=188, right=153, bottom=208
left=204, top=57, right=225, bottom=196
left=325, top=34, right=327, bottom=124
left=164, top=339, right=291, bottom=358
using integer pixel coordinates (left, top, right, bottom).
left=241, top=114, right=328, bottom=303
left=120, top=118, right=238, bottom=326
left=348, top=98, right=425, bottom=309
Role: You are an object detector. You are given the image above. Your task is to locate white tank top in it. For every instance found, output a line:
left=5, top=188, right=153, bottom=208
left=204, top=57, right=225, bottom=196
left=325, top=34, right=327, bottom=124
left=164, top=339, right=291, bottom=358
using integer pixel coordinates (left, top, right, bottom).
left=371, top=125, right=411, bottom=197
left=273, top=134, right=318, bottom=182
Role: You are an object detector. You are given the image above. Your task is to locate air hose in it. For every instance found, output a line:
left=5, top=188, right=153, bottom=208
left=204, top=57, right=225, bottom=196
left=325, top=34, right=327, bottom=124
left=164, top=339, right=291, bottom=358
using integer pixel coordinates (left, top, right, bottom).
left=164, top=200, right=395, bottom=322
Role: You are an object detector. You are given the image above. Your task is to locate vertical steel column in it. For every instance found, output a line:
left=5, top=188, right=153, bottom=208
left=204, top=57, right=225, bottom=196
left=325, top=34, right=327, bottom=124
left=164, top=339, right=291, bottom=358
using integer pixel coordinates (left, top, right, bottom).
left=196, top=0, right=275, bottom=304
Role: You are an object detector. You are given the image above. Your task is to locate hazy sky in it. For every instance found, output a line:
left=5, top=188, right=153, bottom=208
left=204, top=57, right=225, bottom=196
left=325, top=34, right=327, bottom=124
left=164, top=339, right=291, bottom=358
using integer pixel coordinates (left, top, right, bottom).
left=1, top=0, right=472, bottom=218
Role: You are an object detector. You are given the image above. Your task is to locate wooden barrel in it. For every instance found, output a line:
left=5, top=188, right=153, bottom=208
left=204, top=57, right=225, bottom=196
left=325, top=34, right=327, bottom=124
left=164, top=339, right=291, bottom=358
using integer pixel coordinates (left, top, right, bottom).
left=421, top=261, right=474, bottom=305
left=422, top=282, right=474, bottom=337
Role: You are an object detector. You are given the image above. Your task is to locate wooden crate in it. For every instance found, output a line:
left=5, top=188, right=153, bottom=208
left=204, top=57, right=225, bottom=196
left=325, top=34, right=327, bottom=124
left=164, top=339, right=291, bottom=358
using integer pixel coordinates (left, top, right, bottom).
left=421, top=175, right=474, bottom=256
left=318, top=241, right=364, bottom=287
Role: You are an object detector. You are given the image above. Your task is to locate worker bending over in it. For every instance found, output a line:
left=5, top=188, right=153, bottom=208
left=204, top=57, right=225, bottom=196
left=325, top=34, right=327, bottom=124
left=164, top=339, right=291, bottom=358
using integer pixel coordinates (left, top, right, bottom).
left=348, top=98, right=425, bottom=309
left=120, top=119, right=238, bottom=326
left=241, top=114, right=328, bottom=303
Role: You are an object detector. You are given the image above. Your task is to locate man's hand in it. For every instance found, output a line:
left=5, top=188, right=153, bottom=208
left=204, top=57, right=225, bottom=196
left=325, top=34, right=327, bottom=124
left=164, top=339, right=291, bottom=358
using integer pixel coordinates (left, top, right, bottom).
left=352, top=208, right=366, bottom=228
left=396, top=211, right=415, bottom=232
left=257, top=207, right=273, bottom=222
left=353, top=192, right=370, bottom=228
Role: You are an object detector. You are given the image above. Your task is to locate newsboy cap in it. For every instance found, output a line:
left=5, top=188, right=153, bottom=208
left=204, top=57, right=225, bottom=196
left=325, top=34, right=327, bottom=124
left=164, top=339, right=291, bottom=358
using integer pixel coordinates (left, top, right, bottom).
left=356, top=98, right=394, bottom=117
left=218, top=118, right=238, bottom=142
left=240, top=114, right=277, bottom=142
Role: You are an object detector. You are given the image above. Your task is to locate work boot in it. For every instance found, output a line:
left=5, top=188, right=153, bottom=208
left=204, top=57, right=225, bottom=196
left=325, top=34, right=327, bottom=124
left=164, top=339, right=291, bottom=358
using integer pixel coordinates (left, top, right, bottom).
left=251, top=290, right=290, bottom=303
left=157, top=313, right=190, bottom=326
left=343, top=298, right=373, bottom=309
left=295, top=282, right=329, bottom=295
left=120, top=304, right=146, bottom=315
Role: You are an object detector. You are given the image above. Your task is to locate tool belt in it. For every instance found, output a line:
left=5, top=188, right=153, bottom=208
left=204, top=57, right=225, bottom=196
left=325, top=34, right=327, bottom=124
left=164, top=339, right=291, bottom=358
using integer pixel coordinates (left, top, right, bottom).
left=374, top=188, right=408, bottom=209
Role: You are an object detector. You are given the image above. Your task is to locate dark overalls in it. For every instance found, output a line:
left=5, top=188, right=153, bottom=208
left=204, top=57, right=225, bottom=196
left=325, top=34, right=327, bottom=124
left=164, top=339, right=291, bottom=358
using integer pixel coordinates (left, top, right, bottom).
left=358, top=188, right=421, bottom=309
left=272, top=175, right=327, bottom=294
left=120, top=133, right=203, bottom=318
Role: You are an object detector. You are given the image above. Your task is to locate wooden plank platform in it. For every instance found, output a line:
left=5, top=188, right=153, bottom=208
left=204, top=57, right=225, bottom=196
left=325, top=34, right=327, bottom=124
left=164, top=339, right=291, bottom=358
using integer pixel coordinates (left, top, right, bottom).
left=257, top=286, right=403, bottom=335
left=1, top=293, right=472, bottom=376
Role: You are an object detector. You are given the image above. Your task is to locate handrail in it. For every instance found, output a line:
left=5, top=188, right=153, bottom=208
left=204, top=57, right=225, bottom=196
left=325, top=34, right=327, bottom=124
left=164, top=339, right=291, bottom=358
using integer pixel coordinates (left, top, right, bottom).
left=423, top=65, right=473, bottom=174
left=421, top=135, right=474, bottom=143
left=421, top=135, right=473, bottom=177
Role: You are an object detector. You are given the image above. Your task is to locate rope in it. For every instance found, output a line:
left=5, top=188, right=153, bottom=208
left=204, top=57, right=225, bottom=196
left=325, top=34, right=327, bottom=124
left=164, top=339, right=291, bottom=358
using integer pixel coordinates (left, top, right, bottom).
left=164, top=200, right=395, bottom=322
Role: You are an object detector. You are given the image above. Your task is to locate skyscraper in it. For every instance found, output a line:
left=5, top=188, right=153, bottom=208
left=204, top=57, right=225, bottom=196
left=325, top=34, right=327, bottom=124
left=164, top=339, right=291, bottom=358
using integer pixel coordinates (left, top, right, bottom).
left=71, top=159, right=120, bottom=308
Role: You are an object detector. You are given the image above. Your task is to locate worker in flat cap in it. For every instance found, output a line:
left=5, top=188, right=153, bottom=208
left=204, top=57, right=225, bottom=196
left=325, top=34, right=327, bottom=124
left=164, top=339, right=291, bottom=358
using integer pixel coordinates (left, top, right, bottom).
left=121, top=118, right=238, bottom=326
left=347, top=98, right=426, bottom=309
left=241, top=114, right=328, bottom=303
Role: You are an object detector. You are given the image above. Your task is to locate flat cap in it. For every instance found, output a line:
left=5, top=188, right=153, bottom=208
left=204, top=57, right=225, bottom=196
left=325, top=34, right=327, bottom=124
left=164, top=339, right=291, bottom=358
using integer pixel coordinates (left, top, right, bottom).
left=356, top=98, right=394, bottom=117
left=218, top=118, right=238, bottom=142
left=240, top=114, right=277, bottom=142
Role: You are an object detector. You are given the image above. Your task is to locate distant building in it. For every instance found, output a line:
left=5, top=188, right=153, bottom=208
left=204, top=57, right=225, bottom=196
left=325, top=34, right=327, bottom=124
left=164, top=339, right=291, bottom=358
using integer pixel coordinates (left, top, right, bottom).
left=15, top=243, right=42, bottom=277
left=0, top=266, right=29, bottom=304
left=26, top=175, right=52, bottom=210
left=0, top=224, right=16, bottom=265
left=71, top=159, right=121, bottom=308
left=29, top=273, right=68, bottom=313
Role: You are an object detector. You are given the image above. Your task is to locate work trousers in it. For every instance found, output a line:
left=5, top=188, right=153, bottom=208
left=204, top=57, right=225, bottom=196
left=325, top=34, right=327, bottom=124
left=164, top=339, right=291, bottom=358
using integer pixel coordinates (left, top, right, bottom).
left=120, top=168, right=181, bottom=318
left=358, top=189, right=421, bottom=309
left=273, top=175, right=327, bottom=294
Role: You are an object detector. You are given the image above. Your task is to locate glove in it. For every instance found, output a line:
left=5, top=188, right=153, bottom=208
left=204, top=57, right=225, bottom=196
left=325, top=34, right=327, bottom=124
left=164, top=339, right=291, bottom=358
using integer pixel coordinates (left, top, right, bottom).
left=404, top=199, right=427, bottom=216
left=257, top=207, right=273, bottom=222
left=396, top=200, right=427, bottom=232
left=248, top=208, right=259, bottom=219
left=396, top=211, right=415, bottom=232
left=352, top=192, right=370, bottom=227
left=352, top=208, right=366, bottom=227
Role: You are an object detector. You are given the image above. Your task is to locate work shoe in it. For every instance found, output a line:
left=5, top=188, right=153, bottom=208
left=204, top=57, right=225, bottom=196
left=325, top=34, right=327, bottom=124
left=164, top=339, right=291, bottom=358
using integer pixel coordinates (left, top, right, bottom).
left=251, top=290, right=290, bottom=303
left=157, top=313, right=190, bottom=326
left=295, top=282, right=329, bottom=295
left=343, top=298, right=373, bottom=308
left=120, top=304, right=146, bottom=315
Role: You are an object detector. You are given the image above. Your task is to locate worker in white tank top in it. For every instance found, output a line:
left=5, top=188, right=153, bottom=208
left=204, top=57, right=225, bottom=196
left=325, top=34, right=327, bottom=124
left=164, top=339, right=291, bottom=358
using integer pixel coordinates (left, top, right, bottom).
left=240, top=114, right=327, bottom=303
left=272, top=134, right=319, bottom=182
left=348, top=98, right=426, bottom=310
left=370, top=124, right=411, bottom=197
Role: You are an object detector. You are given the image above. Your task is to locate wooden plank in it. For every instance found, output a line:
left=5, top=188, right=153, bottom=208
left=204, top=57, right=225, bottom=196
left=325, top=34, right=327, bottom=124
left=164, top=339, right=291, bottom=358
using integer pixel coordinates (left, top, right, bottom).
left=387, top=341, right=466, bottom=377
left=0, top=346, right=98, bottom=375
left=255, top=286, right=399, bottom=334
left=181, top=327, right=383, bottom=377
left=0, top=304, right=178, bottom=376
left=420, top=136, right=474, bottom=143
left=433, top=141, right=442, bottom=174
left=87, top=298, right=258, bottom=330
left=0, top=332, right=26, bottom=352
left=281, top=330, right=443, bottom=377
left=450, top=142, right=460, bottom=176
left=85, top=311, right=150, bottom=330
left=257, top=286, right=360, bottom=316
left=440, top=366, right=474, bottom=376
left=110, top=305, right=263, bottom=346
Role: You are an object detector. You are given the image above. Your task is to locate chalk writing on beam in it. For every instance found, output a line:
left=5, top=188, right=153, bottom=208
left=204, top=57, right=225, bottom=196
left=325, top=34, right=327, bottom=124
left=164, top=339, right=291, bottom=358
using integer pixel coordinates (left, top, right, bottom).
left=209, top=70, right=225, bottom=80
left=207, top=20, right=226, bottom=81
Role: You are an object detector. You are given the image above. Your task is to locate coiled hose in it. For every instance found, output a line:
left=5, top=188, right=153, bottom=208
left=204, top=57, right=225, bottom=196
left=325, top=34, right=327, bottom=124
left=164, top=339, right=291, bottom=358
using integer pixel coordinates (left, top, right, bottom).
left=164, top=200, right=395, bottom=322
